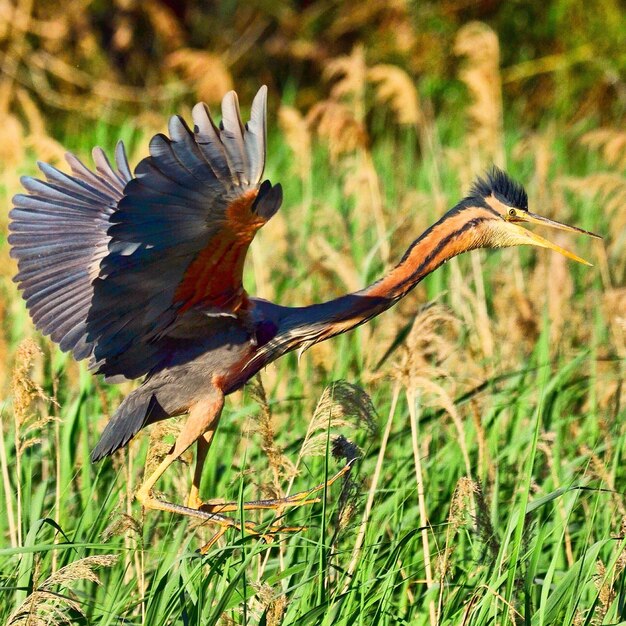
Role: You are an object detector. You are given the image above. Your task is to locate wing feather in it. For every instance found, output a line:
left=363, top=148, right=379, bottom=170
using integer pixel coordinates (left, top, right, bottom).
left=192, top=102, right=231, bottom=183
left=220, top=91, right=248, bottom=184
left=244, top=85, right=267, bottom=185
left=10, top=146, right=131, bottom=358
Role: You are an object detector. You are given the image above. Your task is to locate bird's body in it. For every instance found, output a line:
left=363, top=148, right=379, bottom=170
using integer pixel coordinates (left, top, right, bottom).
left=9, top=86, right=598, bottom=531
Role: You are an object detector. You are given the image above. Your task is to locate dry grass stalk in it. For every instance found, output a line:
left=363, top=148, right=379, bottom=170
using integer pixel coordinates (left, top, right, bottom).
left=0, top=402, right=18, bottom=546
left=367, top=64, right=421, bottom=126
left=341, top=151, right=390, bottom=264
left=581, top=128, right=626, bottom=170
left=560, top=168, right=625, bottom=291
left=344, top=383, right=400, bottom=586
left=562, top=129, right=625, bottom=284
left=278, top=105, right=312, bottom=183
left=490, top=279, right=539, bottom=367
left=306, top=235, right=361, bottom=294
left=101, top=511, right=142, bottom=542
left=306, top=100, right=367, bottom=164
left=396, top=303, right=459, bottom=381
left=0, top=85, right=64, bottom=194
left=255, top=583, right=287, bottom=626
left=537, top=437, right=574, bottom=566
left=143, top=416, right=184, bottom=502
left=11, top=339, right=46, bottom=429
left=11, top=339, right=56, bottom=546
left=472, top=481, right=499, bottom=559
left=454, top=21, right=504, bottom=167
left=0, top=113, right=25, bottom=171
left=7, top=554, right=119, bottom=626
left=447, top=256, right=492, bottom=362
left=166, top=49, right=233, bottom=105
left=593, top=560, right=615, bottom=624
left=470, top=399, right=492, bottom=483
left=269, top=381, right=374, bottom=552
left=248, top=377, right=297, bottom=493
left=313, top=47, right=397, bottom=265
left=143, top=1, right=185, bottom=49
left=437, top=477, right=478, bottom=618
left=602, top=288, right=626, bottom=359
left=545, top=235, right=574, bottom=345
left=16, top=88, right=66, bottom=162
left=405, top=385, right=437, bottom=626
left=470, top=250, right=494, bottom=358
left=561, top=173, right=626, bottom=218
left=300, top=380, right=377, bottom=458
left=581, top=444, right=626, bottom=517
left=394, top=304, right=472, bottom=475
left=512, top=129, right=555, bottom=205
left=323, top=44, right=367, bottom=122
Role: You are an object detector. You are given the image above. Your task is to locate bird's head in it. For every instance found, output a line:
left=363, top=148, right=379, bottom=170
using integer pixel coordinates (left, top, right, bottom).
left=460, top=167, right=600, bottom=265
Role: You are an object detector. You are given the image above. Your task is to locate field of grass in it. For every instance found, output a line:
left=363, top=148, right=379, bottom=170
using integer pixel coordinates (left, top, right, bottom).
left=0, top=86, right=624, bottom=626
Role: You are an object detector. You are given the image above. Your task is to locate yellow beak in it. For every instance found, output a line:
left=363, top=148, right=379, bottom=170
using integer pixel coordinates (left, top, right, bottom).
left=506, top=211, right=601, bottom=266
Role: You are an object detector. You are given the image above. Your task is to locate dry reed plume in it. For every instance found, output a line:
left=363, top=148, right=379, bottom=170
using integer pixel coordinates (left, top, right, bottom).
left=367, top=64, right=421, bottom=126
left=7, top=555, right=119, bottom=626
left=248, top=377, right=297, bottom=497
left=454, top=21, right=505, bottom=168
left=300, top=380, right=377, bottom=459
left=559, top=127, right=626, bottom=357
left=278, top=104, right=312, bottom=183
left=4, top=339, right=57, bottom=547
left=166, top=49, right=233, bottom=105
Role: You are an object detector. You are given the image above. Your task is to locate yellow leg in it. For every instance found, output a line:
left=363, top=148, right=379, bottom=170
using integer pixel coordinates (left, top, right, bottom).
left=136, top=393, right=285, bottom=538
left=136, top=392, right=243, bottom=526
left=187, top=432, right=214, bottom=509
left=136, top=390, right=355, bottom=547
left=194, top=462, right=355, bottom=554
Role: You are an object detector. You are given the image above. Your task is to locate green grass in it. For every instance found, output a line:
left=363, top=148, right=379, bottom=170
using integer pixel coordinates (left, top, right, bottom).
left=0, top=116, right=624, bottom=625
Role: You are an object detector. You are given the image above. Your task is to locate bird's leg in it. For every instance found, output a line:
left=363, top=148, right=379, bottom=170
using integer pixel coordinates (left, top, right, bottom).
left=194, top=460, right=355, bottom=554
left=187, top=431, right=214, bottom=510
left=135, top=393, right=283, bottom=540
left=135, top=391, right=255, bottom=529
left=137, top=390, right=354, bottom=549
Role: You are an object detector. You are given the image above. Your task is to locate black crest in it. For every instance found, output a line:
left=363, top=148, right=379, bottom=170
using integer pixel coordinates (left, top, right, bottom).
left=470, top=167, right=528, bottom=210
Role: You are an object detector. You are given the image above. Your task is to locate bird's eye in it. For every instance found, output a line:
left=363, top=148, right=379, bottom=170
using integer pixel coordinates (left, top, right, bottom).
left=508, top=208, right=516, bottom=217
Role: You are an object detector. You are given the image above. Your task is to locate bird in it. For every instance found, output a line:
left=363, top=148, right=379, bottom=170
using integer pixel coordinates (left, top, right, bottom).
left=9, top=86, right=599, bottom=535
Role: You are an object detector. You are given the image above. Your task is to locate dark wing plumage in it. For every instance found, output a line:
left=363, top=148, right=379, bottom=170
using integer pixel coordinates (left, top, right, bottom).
left=9, top=143, right=132, bottom=360
left=10, top=86, right=283, bottom=380
left=87, top=87, right=282, bottom=378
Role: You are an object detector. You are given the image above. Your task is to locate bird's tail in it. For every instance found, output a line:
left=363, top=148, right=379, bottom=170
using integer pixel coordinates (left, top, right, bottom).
left=91, top=388, right=168, bottom=462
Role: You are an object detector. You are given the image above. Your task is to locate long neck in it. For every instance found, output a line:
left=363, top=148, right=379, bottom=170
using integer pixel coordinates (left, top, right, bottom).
left=294, top=206, right=491, bottom=334
left=246, top=206, right=494, bottom=369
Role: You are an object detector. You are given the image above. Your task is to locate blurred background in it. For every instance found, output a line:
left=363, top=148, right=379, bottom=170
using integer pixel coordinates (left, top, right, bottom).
left=1, top=0, right=624, bottom=379
left=0, top=1, right=625, bottom=624
left=1, top=0, right=624, bottom=146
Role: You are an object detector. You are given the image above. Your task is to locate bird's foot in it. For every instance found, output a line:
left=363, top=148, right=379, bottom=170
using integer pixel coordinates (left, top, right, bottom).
left=195, top=461, right=355, bottom=550
left=137, top=486, right=257, bottom=529
left=139, top=461, right=355, bottom=552
left=198, top=520, right=305, bottom=554
left=194, top=460, right=354, bottom=515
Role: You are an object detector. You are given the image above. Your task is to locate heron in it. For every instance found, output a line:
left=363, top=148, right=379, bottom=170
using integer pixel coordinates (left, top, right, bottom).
left=9, top=86, right=599, bottom=537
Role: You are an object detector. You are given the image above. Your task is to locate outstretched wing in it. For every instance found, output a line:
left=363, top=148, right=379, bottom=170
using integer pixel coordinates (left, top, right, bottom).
left=10, top=86, right=283, bottom=380
left=10, top=143, right=132, bottom=361
left=87, top=86, right=282, bottom=378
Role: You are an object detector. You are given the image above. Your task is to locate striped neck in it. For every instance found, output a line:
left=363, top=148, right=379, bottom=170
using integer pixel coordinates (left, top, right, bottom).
left=243, top=204, right=499, bottom=370
left=362, top=204, right=496, bottom=304
left=285, top=205, right=497, bottom=341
